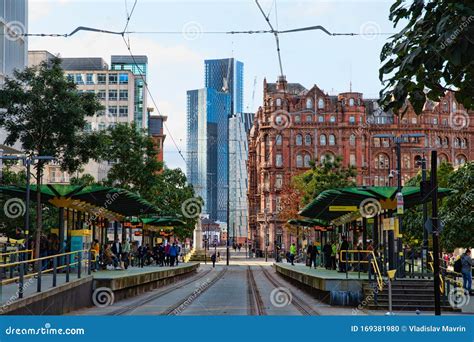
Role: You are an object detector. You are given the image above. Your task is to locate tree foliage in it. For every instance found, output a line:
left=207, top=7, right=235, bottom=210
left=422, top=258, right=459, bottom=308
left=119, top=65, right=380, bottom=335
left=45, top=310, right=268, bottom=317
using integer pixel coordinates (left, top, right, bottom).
left=379, top=1, right=474, bottom=114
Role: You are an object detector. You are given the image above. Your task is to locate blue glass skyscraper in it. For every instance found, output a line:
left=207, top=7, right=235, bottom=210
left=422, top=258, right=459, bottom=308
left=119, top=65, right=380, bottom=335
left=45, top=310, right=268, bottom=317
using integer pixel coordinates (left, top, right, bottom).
left=187, top=58, right=244, bottom=223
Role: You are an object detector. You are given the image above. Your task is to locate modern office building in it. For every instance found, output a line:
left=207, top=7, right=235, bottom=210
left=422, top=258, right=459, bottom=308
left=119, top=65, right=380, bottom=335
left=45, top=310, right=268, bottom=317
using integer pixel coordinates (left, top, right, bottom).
left=186, top=88, right=231, bottom=222
left=111, top=55, right=148, bottom=130
left=186, top=58, right=244, bottom=223
left=0, top=0, right=28, bottom=85
left=228, top=112, right=254, bottom=244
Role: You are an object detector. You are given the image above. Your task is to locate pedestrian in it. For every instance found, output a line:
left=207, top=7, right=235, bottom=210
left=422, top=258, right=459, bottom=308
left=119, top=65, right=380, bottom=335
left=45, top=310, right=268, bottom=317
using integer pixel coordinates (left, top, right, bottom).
left=91, top=239, right=100, bottom=272
left=211, top=252, right=217, bottom=268
left=137, top=244, right=147, bottom=268
left=290, top=243, right=296, bottom=266
left=169, top=243, right=178, bottom=266
left=175, top=243, right=181, bottom=265
left=461, top=249, right=472, bottom=293
left=164, top=242, right=171, bottom=266
left=338, top=236, right=349, bottom=273
left=122, top=238, right=130, bottom=269
left=331, top=241, right=337, bottom=270
left=104, top=244, right=120, bottom=269
left=310, top=242, right=319, bottom=268
left=158, top=244, right=165, bottom=266
left=111, top=238, right=122, bottom=268
left=306, top=243, right=313, bottom=268
left=323, top=241, right=332, bottom=269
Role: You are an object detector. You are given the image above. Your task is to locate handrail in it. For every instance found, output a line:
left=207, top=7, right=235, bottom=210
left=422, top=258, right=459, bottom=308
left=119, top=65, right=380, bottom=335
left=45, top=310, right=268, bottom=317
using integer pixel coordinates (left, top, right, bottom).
left=0, top=249, right=88, bottom=268
left=0, top=249, right=33, bottom=258
left=369, top=252, right=384, bottom=292
left=338, top=249, right=373, bottom=264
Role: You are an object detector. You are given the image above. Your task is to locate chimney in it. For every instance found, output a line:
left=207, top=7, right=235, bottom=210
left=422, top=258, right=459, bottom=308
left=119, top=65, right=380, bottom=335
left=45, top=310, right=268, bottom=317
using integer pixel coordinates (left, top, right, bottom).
left=276, top=75, right=287, bottom=91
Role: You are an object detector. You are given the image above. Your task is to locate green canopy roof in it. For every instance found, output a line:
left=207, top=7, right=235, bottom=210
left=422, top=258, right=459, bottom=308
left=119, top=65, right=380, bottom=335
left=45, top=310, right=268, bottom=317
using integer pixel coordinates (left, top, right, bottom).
left=0, top=184, right=159, bottom=217
left=299, top=186, right=454, bottom=223
left=287, top=218, right=330, bottom=227
left=129, top=217, right=186, bottom=227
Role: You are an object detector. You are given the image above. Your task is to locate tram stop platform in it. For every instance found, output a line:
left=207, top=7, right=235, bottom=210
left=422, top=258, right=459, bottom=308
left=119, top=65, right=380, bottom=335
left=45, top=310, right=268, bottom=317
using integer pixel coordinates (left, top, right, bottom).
left=274, top=263, right=369, bottom=306
left=1, top=262, right=200, bottom=315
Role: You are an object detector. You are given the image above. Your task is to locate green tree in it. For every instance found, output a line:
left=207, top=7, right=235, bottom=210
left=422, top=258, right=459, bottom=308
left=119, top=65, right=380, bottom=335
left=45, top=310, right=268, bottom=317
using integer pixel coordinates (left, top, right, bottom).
left=293, top=155, right=358, bottom=206
left=150, top=168, right=201, bottom=239
left=0, top=57, right=103, bottom=257
left=101, top=123, right=162, bottom=198
left=70, top=173, right=97, bottom=186
left=379, top=1, right=474, bottom=114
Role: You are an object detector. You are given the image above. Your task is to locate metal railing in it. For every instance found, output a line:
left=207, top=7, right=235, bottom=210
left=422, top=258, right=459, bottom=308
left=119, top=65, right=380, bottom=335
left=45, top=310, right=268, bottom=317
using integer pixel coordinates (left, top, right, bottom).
left=338, top=249, right=384, bottom=291
left=0, top=249, right=91, bottom=300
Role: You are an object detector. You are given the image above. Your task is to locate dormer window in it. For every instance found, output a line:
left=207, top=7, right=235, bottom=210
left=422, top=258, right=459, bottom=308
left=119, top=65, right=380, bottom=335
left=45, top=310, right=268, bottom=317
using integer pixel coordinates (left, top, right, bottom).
left=306, top=98, right=313, bottom=109
left=318, top=98, right=324, bottom=109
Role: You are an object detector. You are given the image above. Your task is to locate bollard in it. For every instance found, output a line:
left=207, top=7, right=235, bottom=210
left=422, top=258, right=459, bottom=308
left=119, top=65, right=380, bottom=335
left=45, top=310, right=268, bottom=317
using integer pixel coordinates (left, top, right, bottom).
left=53, top=256, right=57, bottom=287
left=18, top=262, right=24, bottom=299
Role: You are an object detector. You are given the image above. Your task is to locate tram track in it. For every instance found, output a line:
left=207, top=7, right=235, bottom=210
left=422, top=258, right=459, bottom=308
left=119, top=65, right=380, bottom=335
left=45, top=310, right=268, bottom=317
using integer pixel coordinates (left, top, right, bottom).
left=108, top=268, right=215, bottom=316
left=163, top=267, right=228, bottom=316
left=247, top=266, right=267, bottom=315
left=260, top=266, right=320, bottom=316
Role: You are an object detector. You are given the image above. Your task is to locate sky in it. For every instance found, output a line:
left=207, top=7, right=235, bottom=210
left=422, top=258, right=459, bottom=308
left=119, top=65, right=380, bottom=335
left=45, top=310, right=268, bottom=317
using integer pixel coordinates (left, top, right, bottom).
left=28, top=0, right=396, bottom=171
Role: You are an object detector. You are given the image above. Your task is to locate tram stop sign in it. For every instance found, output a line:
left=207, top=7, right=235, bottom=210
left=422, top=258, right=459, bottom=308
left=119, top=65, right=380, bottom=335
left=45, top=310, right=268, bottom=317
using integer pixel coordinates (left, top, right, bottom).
left=396, top=191, right=404, bottom=215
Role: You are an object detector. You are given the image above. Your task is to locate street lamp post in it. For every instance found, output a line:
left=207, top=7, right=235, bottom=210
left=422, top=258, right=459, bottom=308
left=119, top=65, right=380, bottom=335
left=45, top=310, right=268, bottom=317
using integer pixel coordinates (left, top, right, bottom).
left=416, top=155, right=428, bottom=276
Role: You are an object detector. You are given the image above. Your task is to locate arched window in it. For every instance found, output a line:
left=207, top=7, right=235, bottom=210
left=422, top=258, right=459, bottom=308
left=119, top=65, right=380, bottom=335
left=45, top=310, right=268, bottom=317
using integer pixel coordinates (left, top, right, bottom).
left=295, top=115, right=301, bottom=123
left=455, top=155, right=466, bottom=166
left=305, top=115, right=312, bottom=123
left=276, top=98, right=282, bottom=107
left=296, top=134, right=303, bottom=146
left=349, top=98, right=355, bottom=106
left=320, top=134, right=327, bottom=146
left=320, top=153, right=334, bottom=164
left=414, top=155, right=422, bottom=167
left=318, top=98, right=324, bottom=109
left=452, top=101, right=457, bottom=112
left=305, top=134, right=312, bottom=146
left=275, top=134, right=282, bottom=145
left=374, top=153, right=389, bottom=169
left=304, top=154, right=311, bottom=167
left=436, top=136, right=442, bottom=146
left=329, top=134, right=336, bottom=146
left=443, top=137, right=449, bottom=147
left=349, top=134, right=356, bottom=146
left=306, top=98, right=313, bottom=109
left=330, top=116, right=336, bottom=123
left=296, top=154, right=303, bottom=167
left=461, top=138, right=467, bottom=148
left=454, top=137, right=461, bottom=148
left=438, top=154, right=448, bottom=165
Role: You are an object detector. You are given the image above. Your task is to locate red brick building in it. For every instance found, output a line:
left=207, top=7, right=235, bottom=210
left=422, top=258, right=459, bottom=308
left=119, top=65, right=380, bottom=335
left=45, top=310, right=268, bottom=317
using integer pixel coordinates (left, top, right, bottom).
left=247, top=76, right=473, bottom=254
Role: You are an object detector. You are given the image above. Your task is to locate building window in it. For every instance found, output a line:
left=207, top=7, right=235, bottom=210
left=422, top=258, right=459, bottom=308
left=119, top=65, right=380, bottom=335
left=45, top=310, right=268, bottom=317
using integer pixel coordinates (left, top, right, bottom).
left=119, top=106, right=128, bottom=117
left=461, top=138, right=467, bottom=148
left=96, top=110, right=105, bottom=117
left=455, top=155, right=466, bottom=166
left=306, top=98, right=313, bottom=109
left=349, top=116, right=355, bottom=124
left=436, top=136, right=442, bottom=146
left=97, top=73, right=107, bottom=85
left=320, top=134, right=327, bottom=146
left=349, top=98, right=355, bottom=106
left=304, top=154, right=311, bottom=167
left=276, top=196, right=282, bottom=213
left=275, top=134, right=282, bottom=145
left=275, top=174, right=283, bottom=189
left=264, top=134, right=270, bottom=146
left=403, top=154, right=411, bottom=169
left=438, top=154, right=448, bottom=165
left=75, top=74, right=84, bottom=85
left=433, top=117, right=438, bottom=125
left=276, top=98, right=282, bottom=107
left=84, top=122, right=92, bottom=132
left=66, top=73, right=74, bottom=82
left=98, top=123, right=106, bottom=130
left=411, top=117, right=417, bottom=124
left=109, top=73, right=118, bottom=84
left=86, top=73, right=94, bottom=85
left=452, top=101, right=457, bottom=112
left=375, top=153, right=389, bottom=169
left=350, top=153, right=356, bottom=166
left=304, top=134, right=312, bottom=146
left=97, top=90, right=106, bottom=100
left=119, top=73, right=129, bottom=84
left=108, top=90, right=118, bottom=101
left=296, top=134, right=303, bottom=146
left=276, top=153, right=283, bottom=167
left=320, top=153, right=334, bottom=163
left=349, top=134, right=356, bottom=146
left=296, top=154, right=303, bottom=167
left=443, top=102, right=448, bottom=111
left=108, top=106, right=118, bottom=117
left=306, top=115, right=312, bottom=123
left=318, top=98, right=324, bottom=109
left=329, top=116, right=336, bottom=123
left=318, top=116, right=324, bottom=123
left=265, top=195, right=271, bottom=210
left=454, top=137, right=460, bottom=148
left=119, top=90, right=128, bottom=101
left=295, top=115, right=301, bottom=123
left=443, top=137, right=449, bottom=147
left=329, top=134, right=336, bottom=145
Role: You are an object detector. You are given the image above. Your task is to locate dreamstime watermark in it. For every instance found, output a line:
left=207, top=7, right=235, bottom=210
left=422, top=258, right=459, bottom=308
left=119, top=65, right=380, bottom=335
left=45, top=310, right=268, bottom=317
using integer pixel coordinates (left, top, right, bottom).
left=92, top=287, right=115, bottom=307
left=181, top=197, right=203, bottom=219
left=352, top=281, right=386, bottom=315
left=359, top=21, right=381, bottom=41
left=5, top=21, right=26, bottom=42
left=0, top=276, right=36, bottom=314
left=84, top=192, right=121, bottom=227
left=448, top=110, right=470, bottom=131
left=3, top=198, right=26, bottom=219
left=448, top=287, right=470, bottom=309
left=440, top=16, right=474, bottom=50
left=359, top=198, right=382, bottom=218
left=182, top=21, right=203, bottom=40
left=5, top=323, right=85, bottom=336
left=269, top=287, right=293, bottom=307
left=172, top=278, right=211, bottom=314
left=269, top=109, right=292, bottom=131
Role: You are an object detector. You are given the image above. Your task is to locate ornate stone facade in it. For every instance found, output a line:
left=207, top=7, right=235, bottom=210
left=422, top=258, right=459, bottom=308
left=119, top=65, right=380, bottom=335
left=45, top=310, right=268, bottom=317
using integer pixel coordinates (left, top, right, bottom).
left=247, top=76, right=473, bottom=254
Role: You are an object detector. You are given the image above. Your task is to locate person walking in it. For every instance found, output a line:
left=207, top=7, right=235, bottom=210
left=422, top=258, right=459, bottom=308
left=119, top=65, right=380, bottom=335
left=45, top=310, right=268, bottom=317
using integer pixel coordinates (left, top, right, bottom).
left=169, top=243, right=178, bottom=266
left=211, top=252, right=217, bottom=268
left=323, top=242, right=332, bottom=269
left=164, top=242, right=171, bottom=266
left=175, top=243, right=181, bottom=265
left=91, top=239, right=100, bottom=272
left=111, top=238, right=122, bottom=268
left=122, top=239, right=131, bottom=270
left=310, top=242, right=319, bottom=269
left=137, top=244, right=147, bottom=268
left=290, top=243, right=296, bottom=266
left=461, top=249, right=472, bottom=293
left=331, top=241, right=337, bottom=270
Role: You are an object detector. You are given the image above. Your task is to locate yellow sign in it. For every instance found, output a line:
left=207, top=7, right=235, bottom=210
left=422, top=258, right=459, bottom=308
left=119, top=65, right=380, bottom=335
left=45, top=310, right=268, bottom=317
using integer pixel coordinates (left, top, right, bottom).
left=69, top=229, right=92, bottom=237
left=387, top=269, right=397, bottom=280
left=329, top=206, right=358, bottom=212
